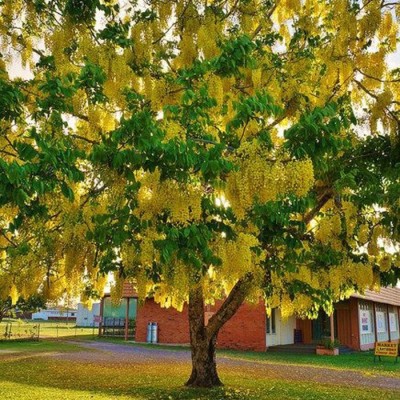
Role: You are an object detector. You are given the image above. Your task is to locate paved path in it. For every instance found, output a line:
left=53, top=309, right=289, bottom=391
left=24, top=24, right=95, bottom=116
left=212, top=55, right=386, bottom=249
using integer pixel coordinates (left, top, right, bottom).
left=50, top=340, right=400, bottom=391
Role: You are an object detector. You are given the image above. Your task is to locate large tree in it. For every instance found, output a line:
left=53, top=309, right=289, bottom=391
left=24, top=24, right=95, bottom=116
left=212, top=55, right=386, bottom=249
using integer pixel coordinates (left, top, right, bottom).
left=0, top=0, right=400, bottom=387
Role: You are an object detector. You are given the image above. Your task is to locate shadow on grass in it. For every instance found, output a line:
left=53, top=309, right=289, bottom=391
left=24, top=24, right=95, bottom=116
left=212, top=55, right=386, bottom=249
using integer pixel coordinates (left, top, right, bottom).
left=2, top=340, right=399, bottom=400
left=1, top=352, right=400, bottom=400
left=0, top=356, right=254, bottom=400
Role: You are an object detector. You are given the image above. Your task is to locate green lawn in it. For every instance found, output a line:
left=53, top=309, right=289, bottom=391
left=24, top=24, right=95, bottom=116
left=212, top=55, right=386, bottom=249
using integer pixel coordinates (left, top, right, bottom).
left=0, top=319, right=96, bottom=340
left=0, top=340, right=399, bottom=400
left=0, top=339, right=83, bottom=353
left=221, top=348, right=400, bottom=377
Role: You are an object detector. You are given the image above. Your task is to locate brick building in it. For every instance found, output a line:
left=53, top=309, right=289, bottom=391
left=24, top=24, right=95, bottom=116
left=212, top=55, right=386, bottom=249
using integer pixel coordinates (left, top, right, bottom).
left=99, top=283, right=400, bottom=352
left=135, top=299, right=267, bottom=351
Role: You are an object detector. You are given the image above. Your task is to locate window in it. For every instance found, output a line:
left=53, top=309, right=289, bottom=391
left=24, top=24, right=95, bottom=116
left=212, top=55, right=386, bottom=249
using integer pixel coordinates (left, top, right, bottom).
left=376, top=304, right=387, bottom=333
left=359, top=301, right=374, bottom=334
left=376, top=311, right=387, bottom=333
left=266, top=308, right=276, bottom=334
left=389, top=312, right=398, bottom=332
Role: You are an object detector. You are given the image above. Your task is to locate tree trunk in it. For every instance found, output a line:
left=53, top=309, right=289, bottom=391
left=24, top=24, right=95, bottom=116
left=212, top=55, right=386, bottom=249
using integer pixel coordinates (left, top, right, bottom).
left=185, top=273, right=255, bottom=387
left=186, top=332, right=221, bottom=387
left=186, top=284, right=222, bottom=387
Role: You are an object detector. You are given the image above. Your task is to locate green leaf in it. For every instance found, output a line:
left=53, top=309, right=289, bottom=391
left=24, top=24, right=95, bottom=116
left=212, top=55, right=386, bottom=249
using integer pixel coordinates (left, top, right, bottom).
left=61, top=181, right=74, bottom=201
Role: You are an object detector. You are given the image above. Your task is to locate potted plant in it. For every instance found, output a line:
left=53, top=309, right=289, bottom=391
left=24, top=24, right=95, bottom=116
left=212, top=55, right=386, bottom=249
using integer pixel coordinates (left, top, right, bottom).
left=316, top=338, right=340, bottom=356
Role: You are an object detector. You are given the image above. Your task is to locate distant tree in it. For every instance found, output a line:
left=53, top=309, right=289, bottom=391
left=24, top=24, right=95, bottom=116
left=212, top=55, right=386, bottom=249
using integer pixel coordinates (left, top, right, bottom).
left=0, top=295, right=45, bottom=323
left=0, top=0, right=399, bottom=387
left=0, top=298, right=13, bottom=323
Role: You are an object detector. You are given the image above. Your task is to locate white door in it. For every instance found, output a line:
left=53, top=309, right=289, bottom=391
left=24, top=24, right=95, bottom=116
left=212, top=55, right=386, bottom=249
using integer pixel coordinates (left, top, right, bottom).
left=266, top=308, right=278, bottom=346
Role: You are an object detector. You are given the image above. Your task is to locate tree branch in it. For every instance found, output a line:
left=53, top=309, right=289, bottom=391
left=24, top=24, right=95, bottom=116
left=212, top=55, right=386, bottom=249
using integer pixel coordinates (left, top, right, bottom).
left=354, top=79, right=400, bottom=126
left=356, top=68, right=400, bottom=83
left=206, top=272, right=254, bottom=338
left=70, top=133, right=99, bottom=145
left=303, top=190, right=333, bottom=225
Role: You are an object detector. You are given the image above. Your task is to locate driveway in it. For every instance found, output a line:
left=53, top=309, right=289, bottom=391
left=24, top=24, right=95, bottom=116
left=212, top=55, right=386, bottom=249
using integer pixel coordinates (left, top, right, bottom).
left=52, top=340, right=400, bottom=391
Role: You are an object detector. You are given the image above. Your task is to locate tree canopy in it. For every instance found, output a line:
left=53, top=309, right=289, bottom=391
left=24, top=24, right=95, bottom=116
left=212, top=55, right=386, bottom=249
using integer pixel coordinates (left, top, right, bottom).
left=0, top=0, right=399, bottom=386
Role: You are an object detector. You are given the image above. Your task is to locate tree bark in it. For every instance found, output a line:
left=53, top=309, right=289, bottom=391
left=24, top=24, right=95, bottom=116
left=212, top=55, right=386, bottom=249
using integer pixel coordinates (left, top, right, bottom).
left=186, top=284, right=222, bottom=387
left=185, top=273, right=255, bottom=387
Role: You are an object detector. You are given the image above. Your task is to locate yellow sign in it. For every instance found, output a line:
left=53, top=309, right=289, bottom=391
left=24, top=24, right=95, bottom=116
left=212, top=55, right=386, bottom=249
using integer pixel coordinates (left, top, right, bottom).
left=374, top=342, right=399, bottom=357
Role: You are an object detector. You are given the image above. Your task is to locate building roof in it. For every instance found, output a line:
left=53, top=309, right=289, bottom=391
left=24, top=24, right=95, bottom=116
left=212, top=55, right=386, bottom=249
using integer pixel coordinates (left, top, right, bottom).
left=103, top=282, right=138, bottom=298
left=352, top=286, right=400, bottom=307
left=122, top=282, right=137, bottom=298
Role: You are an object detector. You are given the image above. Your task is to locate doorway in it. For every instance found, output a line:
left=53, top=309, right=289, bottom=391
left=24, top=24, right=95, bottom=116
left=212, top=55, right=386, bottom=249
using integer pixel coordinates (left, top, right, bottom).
left=312, top=309, right=336, bottom=341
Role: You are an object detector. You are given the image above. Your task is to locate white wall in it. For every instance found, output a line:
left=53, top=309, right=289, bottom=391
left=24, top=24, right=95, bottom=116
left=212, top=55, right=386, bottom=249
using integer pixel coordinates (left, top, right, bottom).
left=279, top=314, right=297, bottom=345
left=76, top=303, right=101, bottom=327
left=266, top=308, right=296, bottom=347
left=32, top=309, right=77, bottom=320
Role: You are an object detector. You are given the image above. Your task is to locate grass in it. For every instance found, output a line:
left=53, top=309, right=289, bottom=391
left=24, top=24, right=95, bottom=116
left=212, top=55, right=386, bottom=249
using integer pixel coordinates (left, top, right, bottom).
left=0, top=319, right=96, bottom=340
left=220, top=348, right=400, bottom=377
left=0, top=339, right=82, bottom=353
left=1, top=339, right=399, bottom=399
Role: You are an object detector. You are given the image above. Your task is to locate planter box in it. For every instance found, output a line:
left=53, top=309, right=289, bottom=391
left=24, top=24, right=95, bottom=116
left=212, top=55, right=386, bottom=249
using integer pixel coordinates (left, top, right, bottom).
left=316, top=346, right=339, bottom=356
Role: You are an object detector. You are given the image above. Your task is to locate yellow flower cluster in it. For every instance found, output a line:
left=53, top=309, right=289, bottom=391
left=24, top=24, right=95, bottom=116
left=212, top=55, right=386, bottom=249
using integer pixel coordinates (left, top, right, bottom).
left=315, top=209, right=342, bottom=250
left=367, top=226, right=382, bottom=256
left=110, top=275, right=124, bottom=306
left=342, top=201, right=357, bottom=236
left=267, top=256, right=375, bottom=318
left=357, top=223, right=369, bottom=245
left=176, top=34, right=197, bottom=68
left=283, top=0, right=301, bottom=13
left=47, top=22, right=77, bottom=74
left=359, top=1, right=382, bottom=39
left=153, top=282, right=187, bottom=313
left=139, top=228, right=162, bottom=267
left=136, top=170, right=202, bottom=224
left=157, top=2, right=173, bottom=23
left=332, top=260, right=374, bottom=295
left=163, top=121, right=185, bottom=141
left=370, top=90, right=393, bottom=133
left=208, top=75, right=224, bottom=107
left=284, top=159, right=314, bottom=197
left=226, top=141, right=314, bottom=219
left=197, top=11, right=220, bottom=59
left=379, top=254, right=392, bottom=272
left=212, top=232, right=264, bottom=291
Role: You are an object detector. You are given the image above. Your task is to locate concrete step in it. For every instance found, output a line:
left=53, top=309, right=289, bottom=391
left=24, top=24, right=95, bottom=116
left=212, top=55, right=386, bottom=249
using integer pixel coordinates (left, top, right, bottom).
left=267, top=344, right=353, bottom=355
left=267, top=345, right=316, bottom=354
left=338, top=346, right=353, bottom=354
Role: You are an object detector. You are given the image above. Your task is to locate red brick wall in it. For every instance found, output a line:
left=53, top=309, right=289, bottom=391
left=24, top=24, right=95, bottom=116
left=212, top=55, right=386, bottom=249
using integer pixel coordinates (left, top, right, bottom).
left=135, top=298, right=266, bottom=351
left=135, top=299, right=190, bottom=344
left=216, top=301, right=266, bottom=351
